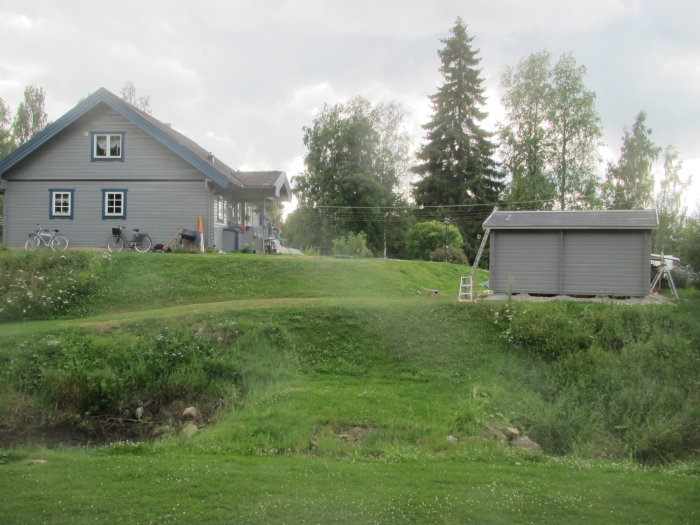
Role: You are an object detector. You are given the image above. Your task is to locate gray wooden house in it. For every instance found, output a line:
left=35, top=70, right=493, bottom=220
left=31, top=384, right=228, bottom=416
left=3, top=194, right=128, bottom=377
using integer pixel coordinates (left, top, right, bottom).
left=483, top=210, right=658, bottom=297
left=0, top=87, right=290, bottom=250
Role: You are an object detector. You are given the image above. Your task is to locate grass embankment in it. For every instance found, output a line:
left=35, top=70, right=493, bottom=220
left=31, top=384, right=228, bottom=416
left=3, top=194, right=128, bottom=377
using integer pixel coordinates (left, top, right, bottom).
left=0, top=251, right=698, bottom=523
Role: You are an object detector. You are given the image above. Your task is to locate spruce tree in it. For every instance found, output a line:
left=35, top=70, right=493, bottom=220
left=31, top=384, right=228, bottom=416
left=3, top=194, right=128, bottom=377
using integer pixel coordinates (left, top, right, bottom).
left=412, top=18, right=502, bottom=258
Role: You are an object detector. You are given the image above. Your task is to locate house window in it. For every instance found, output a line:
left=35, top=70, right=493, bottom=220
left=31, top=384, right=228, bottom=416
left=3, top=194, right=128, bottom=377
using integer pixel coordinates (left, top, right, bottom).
left=49, top=189, right=74, bottom=219
left=92, top=132, right=124, bottom=160
left=102, top=189, right=127, bottom=219
left=216, top=195, right=225, bottom=223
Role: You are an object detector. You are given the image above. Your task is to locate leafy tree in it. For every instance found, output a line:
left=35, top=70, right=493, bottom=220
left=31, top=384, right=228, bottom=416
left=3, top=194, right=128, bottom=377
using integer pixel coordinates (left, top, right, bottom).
left=405, top=220, right=464, bottom=261
left=654, top=146, right=691, bottom=254
left=293, top=96, right=410, bottom=254
left=604, top=111, right=661, bottom=210
left=547, top=54, right=602, bottom=209
left=499, top=51, right=556, bottom=209
left=412, top=18, right=503, bottom=257
left=0, top=97, right=13, bottom=159
left=499, top=52, right=602, bottom=210
left=12, top=85, right=48, bottom=145
left=680, top=212, right=700, bottom=274
left=120, top=81, right=152, bottom=114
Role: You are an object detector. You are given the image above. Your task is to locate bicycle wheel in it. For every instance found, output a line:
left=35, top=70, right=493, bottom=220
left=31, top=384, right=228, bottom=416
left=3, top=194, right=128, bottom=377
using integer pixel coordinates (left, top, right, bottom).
left=134, top=234, right=152, bottom=253
left=51, top=236, right=69, bottom=251
left=106, top=235, right=125, bottom=252
left=25, top=234, right=41, bottom=251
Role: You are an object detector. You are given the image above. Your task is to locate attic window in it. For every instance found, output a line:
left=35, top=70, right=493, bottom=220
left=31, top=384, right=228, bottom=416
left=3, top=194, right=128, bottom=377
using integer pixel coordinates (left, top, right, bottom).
left=92, top=132, right=124, bottom=161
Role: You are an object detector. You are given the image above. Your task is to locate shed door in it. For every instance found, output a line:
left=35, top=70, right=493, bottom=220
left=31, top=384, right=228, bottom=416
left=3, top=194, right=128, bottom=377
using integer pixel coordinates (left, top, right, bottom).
left=561, top=231, right=648, bottom=296
left=490, top=231, right=561, bottom=294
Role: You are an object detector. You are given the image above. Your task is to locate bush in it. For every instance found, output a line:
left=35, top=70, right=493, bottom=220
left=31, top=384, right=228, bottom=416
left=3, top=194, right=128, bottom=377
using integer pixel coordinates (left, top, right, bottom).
left=0, top=251, right=108, bottom=321
left=482, top=300, right=700, bottom=462
left=406, top=221, right=464, bottom=261
left=331, top=232, right=373, bottom=258
left=428, top=245, right=468, bottom=265
left=1, top=326, right=243, bottom=435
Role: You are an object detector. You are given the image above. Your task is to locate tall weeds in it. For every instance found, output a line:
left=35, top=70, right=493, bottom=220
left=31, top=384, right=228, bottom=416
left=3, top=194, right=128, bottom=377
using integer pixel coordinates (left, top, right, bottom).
left=0, top=251, right=108, bottom=320
left=479, top=300, right=700, bottom=463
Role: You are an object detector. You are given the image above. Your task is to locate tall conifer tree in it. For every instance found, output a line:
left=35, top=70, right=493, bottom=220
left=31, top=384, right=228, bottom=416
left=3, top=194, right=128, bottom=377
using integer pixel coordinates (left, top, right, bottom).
left=412, top=18, right=502, bottom=257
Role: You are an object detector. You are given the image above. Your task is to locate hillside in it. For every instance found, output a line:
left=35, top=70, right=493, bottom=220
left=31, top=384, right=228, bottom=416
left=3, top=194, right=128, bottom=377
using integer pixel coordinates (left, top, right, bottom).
left=0, top=251, right=698, bottom=523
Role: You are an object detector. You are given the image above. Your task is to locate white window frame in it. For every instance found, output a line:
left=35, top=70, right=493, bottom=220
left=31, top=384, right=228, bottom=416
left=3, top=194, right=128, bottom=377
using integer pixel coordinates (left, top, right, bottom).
left=102, top=190, right=127, bottom=219
left=50, top=190, right=73, bottom=218
left=92, top=133, right=123, bottom=160
left=216, top=195, right=225, bottom=223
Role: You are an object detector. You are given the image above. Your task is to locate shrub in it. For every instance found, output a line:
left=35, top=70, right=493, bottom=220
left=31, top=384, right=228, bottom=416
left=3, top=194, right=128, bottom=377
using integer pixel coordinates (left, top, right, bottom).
left=482, top=300, right=700, bottom=462
left=428, top=245, right=468, bottom=265
left=0, top=251, right=108, bottom=321
left=1, top=326, right=243, bottom=435
left=406, top=221, right=464, bottom=261
left=331, top=232, right=373, bottom=258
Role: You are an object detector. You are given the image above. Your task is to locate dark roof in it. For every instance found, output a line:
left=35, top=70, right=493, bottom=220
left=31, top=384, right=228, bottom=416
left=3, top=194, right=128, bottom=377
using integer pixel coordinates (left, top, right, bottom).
left=0, top=87, right=288, bottom=195
left=483, top=210, right=659, bottom=229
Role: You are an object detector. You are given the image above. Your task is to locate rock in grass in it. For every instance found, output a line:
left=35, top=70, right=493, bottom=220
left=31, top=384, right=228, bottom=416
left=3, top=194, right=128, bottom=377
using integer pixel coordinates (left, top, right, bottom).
left=504, top=427, right=520, bottom=441
left=182, top=406, right=198, bottom=419
left=512, top=436, right=542, bottom=452
left=182, top=422, right=199, bottom=437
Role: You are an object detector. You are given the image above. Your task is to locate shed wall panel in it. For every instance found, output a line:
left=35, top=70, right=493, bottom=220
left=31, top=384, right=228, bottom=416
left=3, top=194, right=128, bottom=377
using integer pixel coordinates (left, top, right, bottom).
left=490, top=231, right=561, bottom=294
left=489, top=229, right=651, bottom=297
left=561, top=231, right=649, bottom=296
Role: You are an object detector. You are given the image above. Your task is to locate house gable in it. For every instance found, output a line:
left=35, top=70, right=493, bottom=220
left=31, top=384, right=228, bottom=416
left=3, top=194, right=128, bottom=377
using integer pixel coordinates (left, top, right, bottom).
left=0, top=88, right=234, bottom=189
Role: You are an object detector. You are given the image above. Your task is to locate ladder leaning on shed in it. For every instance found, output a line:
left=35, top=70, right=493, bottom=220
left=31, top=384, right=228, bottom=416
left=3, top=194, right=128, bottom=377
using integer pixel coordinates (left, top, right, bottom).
left=458, top=206, right=497, bottom=302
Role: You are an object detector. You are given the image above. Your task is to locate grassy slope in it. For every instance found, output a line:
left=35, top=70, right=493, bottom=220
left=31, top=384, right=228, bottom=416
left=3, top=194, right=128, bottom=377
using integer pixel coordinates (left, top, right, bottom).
left=0, top=253, right=698, bottom=524
left=90, top=252, right=479, bottom=314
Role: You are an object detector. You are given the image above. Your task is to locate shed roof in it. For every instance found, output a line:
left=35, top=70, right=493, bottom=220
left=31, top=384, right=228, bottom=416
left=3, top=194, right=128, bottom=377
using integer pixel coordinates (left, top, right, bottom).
left=483, top=210, right=658, bottom=230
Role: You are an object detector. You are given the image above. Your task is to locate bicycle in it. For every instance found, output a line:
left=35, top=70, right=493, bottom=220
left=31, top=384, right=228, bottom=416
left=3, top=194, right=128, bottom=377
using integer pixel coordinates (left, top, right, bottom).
left=106, top=226, right=153, bottom=253
left=25, top=225, right=69, bottom=251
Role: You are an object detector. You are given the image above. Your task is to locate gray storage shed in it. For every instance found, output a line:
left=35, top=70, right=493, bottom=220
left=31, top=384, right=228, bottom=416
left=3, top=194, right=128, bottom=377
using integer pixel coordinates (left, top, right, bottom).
left=483, top=210, right=658, bottom=297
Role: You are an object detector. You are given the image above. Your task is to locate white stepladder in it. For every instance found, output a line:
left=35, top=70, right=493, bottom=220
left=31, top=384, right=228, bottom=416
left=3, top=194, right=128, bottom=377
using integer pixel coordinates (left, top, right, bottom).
left=649, top=254, right=679, bottom=301
left=458, top=228, right=490, bottom=301
left=458, top=206, right=497, bottom=302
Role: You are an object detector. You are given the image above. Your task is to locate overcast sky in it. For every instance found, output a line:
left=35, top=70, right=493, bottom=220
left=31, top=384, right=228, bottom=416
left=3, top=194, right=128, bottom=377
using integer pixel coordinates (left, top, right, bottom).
left=2, top=0, right=699, bottom=210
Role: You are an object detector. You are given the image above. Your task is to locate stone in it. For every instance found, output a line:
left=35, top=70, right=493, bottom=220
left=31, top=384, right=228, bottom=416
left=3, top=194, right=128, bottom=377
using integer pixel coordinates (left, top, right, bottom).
left=483, top=425, right=507, bottom=445
left=182, top=422, right=199, bottom=437
left=504, top=427, right=520, bottom=440
left=182, top=406, right=198, bottom=419
left=512, top=436, right=542, bottom=452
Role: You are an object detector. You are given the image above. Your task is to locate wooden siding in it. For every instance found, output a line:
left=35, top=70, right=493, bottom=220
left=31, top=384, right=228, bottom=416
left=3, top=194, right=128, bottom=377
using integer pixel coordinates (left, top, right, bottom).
left=2, top=105, right=216, bottom=247
left=490, top=230, right=651, bottom=297
left=491, top=231, right=562, bottom=294
left=561, top=231, right=649, bottom=296
left=4, top=180, right=208, bottom=248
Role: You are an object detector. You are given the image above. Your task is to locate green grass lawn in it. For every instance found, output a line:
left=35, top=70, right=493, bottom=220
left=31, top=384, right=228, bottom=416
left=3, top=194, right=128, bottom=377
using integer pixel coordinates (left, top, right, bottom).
left=0, top=252, right=698, bottom=523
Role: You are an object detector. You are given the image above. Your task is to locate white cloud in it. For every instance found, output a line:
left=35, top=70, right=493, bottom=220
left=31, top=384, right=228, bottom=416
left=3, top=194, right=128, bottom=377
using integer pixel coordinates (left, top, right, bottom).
left=1, top=0, right=697, bottom=213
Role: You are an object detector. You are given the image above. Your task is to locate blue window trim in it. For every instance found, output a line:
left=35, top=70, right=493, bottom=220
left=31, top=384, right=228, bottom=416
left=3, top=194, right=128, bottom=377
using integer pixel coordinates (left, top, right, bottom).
left=91, top=131, right=125, bottom=162
left=101, top=189, right=128, bottom=220
left=48, top=189, right=74, bottom=219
